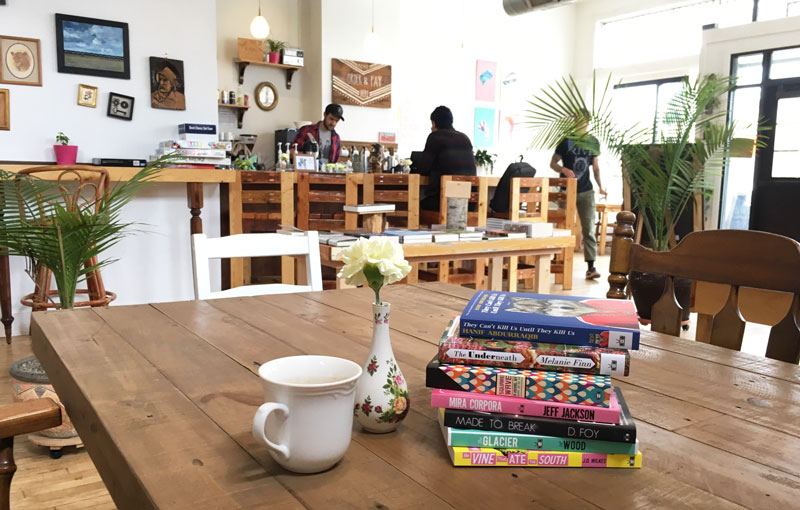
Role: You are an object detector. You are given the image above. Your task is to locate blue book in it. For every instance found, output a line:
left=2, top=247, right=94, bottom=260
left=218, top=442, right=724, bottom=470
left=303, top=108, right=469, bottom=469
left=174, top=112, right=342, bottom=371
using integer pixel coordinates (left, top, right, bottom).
left=460, top=291, right=640, bottom=350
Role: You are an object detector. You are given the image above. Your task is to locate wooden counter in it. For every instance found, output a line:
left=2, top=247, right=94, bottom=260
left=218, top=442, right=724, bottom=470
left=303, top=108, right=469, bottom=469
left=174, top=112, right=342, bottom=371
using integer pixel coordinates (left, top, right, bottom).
left=0, top=164, right=237, bottom=183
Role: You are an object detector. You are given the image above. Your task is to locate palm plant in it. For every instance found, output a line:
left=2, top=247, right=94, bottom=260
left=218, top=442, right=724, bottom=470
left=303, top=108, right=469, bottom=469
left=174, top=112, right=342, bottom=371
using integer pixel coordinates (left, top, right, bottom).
left=526, top=73, right=738, bottom=252
left=0, top=158, right=171, bottom=309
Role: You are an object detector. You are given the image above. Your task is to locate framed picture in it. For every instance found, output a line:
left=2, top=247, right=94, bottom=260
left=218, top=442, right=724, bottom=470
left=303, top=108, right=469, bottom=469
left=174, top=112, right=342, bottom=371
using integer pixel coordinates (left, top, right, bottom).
left=55, top=13, right=130, bottom=79
left=0, top=35, right=42, bottom=86
left=295, top=155, right=316, bottom=171
left=0, top=88, right=9, bottom=130
left=149, top=56, right=185, bottom=110
left=107, top=92, right=134, bottom=120
left=77, top=83, right=98, bottom=107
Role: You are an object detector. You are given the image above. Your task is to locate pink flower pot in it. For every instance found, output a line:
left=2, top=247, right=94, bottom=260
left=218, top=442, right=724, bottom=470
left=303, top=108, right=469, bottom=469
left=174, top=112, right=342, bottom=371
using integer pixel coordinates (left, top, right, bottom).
left=268, top=52, right=280, bottom=64
left=53, top=145, right=78, bottom=165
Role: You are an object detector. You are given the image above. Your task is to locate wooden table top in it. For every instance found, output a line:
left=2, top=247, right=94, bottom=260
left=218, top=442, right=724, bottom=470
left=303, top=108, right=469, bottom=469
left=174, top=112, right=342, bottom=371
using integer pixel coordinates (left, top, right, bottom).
left=1, top=164, right=237, bottom=183
left=31, top=283, right=800, bottom=510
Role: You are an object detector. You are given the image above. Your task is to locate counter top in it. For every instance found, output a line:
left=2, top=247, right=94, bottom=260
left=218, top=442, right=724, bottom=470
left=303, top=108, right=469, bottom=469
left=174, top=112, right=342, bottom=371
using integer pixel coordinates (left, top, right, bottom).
left=0, top=164, right=237, bottom=184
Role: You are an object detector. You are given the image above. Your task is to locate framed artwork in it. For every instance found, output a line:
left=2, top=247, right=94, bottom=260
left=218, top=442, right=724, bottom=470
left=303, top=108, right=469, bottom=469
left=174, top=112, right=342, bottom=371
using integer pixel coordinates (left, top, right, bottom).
left=0, top=35, right=42, bottom=86
left=149, top=57, right=185, bottom=110
left=474, top=107, right=496, bottom=149
left=475, top=60, right=497, bottom=102
left=331, top=58, right=391, bottom=109
left=0, top=88, right=9, bottom=130
left=107, top=92, right=134, bottom=120
left=55, top=13, right=130, bottom=79
left=295, top=155, right=316, bottom=171
left=77, top=83, right=98, bottom=107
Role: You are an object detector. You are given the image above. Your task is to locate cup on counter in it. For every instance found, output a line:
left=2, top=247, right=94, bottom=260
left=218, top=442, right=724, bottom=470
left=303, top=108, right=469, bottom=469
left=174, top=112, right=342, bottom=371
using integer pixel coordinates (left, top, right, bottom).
left=252, top=355, right=362, bottom=473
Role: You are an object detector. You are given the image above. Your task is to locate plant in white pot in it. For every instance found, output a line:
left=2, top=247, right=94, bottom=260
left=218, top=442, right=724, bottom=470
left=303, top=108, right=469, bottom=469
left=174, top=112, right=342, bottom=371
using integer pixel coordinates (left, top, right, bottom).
left=53, top=131, right=77, bottom=165
left=474, top=149, right=497, bottom=176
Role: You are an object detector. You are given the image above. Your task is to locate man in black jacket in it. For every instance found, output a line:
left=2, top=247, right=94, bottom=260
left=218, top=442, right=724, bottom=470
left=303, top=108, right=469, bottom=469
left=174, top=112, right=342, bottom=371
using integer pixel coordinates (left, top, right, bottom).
left=414, top=106, right=477, bottom=211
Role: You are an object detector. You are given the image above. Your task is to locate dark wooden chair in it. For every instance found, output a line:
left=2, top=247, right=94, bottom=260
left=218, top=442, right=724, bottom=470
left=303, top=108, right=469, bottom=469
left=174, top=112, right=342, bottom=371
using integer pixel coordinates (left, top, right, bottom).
left=608, top=211, right=800, bottom=363
left=0, top=398, right=61, bottom=510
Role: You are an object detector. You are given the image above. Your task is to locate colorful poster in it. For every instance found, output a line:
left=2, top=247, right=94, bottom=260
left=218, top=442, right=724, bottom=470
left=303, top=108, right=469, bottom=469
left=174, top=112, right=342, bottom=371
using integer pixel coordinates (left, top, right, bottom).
left=475, top=60, right=497, bottom=102
left=474, top=107, right=496, bottom=148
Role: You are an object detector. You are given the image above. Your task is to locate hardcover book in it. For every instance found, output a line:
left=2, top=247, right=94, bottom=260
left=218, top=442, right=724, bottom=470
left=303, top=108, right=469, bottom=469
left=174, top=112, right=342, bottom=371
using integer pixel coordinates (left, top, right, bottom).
left=438, top=317, right=630, bottom=376
left=177, top=123, right=217, bottom=134
left=442, top=387, right=637, bottom=443
left=438, top=409, right=637, bottom=454
left=430, top=388, right=621, bottom=424
left=426, top=358, right=612, bottom=407
left=460, top=291, right=640, bottom=349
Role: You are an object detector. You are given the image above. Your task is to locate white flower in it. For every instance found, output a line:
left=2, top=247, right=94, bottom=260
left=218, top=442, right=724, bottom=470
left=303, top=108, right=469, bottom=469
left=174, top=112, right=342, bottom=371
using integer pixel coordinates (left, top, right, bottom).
left=337, top=237, right=412, bottom=287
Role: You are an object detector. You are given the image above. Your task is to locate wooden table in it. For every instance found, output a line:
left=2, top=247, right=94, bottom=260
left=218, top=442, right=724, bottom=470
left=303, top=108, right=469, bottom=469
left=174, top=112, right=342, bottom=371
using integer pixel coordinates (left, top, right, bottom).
left=319, top=236, right=575, bottom=292
left=31, top=283, right=800, bottom=509
left=596, top=203, right=622, bottom=256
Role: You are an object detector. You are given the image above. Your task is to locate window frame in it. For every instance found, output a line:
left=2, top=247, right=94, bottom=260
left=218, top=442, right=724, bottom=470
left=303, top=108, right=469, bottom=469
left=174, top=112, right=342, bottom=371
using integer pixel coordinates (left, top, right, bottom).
left=613, top=76, right=688, bottom=143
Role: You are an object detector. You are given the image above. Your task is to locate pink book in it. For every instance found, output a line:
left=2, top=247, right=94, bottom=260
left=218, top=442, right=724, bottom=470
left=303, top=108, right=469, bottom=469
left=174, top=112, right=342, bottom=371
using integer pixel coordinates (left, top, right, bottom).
left=430, top=388, right=621, bottom=424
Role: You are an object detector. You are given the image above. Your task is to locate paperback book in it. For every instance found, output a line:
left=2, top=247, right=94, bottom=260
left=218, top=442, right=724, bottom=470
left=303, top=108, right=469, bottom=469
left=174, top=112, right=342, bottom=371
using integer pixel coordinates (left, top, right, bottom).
left=159, top=140, right=232, bottom=150
left=438, top=410, right=637, bottom=454
left=442, top=387, right=637, bottom=443
left=445, top=444, right=642, bottom=468
left=460, top=291, right=640, bottom=349
left=426, top=357, right=612, bottom=407
left=430, top=388, right=621, bottom=424
left=438, top=317, right=630, bottom=376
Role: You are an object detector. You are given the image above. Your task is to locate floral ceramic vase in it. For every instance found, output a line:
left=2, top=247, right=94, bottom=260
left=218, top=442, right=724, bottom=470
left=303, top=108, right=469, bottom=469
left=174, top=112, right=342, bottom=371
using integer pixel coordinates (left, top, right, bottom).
left=354, top=302, right=410, bottom=433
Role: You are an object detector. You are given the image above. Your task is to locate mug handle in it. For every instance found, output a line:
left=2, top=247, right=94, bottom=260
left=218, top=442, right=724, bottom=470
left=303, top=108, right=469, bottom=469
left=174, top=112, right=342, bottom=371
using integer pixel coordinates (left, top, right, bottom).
left=252, top=403, right=290, bottom=460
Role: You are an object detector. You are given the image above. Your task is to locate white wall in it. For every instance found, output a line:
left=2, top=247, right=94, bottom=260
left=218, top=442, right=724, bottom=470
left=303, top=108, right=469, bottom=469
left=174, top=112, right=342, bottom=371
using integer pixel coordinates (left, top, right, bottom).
left=0, top=0, right=220, bottom=335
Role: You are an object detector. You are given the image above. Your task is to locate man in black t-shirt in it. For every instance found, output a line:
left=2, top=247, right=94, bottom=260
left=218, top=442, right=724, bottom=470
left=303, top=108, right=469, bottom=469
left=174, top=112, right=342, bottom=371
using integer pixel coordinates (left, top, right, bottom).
left=550, top=135, right=607, bottom=280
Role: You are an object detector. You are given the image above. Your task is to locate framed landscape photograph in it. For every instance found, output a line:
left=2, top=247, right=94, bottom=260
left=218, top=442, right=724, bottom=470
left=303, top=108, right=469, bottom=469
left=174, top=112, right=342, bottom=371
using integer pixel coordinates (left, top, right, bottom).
left=107, top=92, right=134, bottom=120
left=0, top=88, right=9, bottom=130
left=55, top=13, right=130, bottom=79
left=0, top=35, right=42, bottom=86
left=77, top=83, right=97, bottom=107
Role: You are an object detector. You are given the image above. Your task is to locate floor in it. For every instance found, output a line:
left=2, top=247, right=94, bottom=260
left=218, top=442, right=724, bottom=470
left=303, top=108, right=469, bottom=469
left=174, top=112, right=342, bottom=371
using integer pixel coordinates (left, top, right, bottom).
left=2, top=251, right=773, bottom=509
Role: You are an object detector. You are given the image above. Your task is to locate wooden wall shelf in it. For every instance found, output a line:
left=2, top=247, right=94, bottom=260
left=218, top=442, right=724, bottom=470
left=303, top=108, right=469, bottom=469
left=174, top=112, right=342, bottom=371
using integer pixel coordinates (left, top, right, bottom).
left=234, top=59, right=301, bottom=89
left=218, top=103, right=249, bottom=128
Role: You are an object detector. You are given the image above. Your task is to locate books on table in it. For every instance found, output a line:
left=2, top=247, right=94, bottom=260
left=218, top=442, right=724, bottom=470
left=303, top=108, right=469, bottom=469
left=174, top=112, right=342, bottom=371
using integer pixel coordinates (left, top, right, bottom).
left=382, top=229, right=433, bottom=244
left=343, top=203, right=396, bottom=213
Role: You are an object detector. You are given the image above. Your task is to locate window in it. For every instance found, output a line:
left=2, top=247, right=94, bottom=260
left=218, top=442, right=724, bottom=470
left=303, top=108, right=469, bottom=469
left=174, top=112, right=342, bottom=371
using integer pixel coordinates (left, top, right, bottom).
left=757, top=0, right=800, bottom=21
left=613, top=78, right=685, bottom=143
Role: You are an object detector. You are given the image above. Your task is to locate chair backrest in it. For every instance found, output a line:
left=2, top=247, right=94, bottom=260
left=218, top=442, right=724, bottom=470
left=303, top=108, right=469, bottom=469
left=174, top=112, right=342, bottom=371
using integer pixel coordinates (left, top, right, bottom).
left=608, top=211, right=800, bottom=363
left=240, top=171, right=294, bottom=232
left=492, top=177, right=550, bottom=222
left=489, top=162, right=537, bottom=214
left=359, top=173, right=420, bottom=229
left=436, top=175, right=488, bottom=227
left=296, top=172, right=358, bottom=231
left=546, top=177, right=577, bottom=231
left=191, top=231, right=322, bottom=300
left=19, top=165, right=110, bottom=214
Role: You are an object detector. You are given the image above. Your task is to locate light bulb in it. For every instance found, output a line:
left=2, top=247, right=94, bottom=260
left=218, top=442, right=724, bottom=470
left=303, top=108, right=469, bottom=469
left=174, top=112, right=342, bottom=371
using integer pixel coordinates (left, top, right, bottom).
left=250, top=15, right=270, bottom=40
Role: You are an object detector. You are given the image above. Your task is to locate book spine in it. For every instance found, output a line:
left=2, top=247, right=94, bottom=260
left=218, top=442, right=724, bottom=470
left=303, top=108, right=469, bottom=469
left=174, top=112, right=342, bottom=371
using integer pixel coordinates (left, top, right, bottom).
left=430, top=389, right=620, bottom=424
left=459, top=318, right=639, bottom=350
left=449, top=446, right=641, bottom=468
left=178, top=123, right=217, bottom=134
left=426, top=361, right=612, bottom=407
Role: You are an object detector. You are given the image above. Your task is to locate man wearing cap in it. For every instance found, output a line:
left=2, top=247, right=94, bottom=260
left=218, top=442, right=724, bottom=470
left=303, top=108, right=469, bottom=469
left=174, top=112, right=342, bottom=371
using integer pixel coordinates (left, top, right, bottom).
left=414, top=106, right=476, bottom=211
left=292, top=104, right=344, bottom=164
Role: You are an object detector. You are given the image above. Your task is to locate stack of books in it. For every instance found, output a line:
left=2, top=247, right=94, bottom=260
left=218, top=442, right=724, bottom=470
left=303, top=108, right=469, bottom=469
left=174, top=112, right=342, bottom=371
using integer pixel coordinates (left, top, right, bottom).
left=151, top=124, right=232, bottom=169
left=427, top=290, right=642, bottom=469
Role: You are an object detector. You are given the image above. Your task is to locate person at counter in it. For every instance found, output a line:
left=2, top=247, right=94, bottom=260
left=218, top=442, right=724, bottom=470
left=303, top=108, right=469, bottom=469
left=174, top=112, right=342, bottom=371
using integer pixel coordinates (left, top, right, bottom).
left=413, top=105, right=477, bottom=211
left=291, top=103, right=345, bottom=164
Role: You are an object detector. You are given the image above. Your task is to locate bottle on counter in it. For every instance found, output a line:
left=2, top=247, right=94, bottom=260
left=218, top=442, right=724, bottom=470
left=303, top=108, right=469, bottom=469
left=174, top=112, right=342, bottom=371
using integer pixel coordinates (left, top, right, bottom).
left=351, top=146, right=360, bottom=172
left=237, top=86, right=244, bottom=105
left=220, top=89, right=226, bottom=104
left=229, top=91, right=236, bottom=105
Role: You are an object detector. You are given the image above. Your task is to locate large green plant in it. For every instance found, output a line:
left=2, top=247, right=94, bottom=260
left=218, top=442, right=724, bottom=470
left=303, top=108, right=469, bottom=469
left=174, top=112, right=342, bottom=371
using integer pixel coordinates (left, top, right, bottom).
left=0, top=159, right=170, bottom=309
left=526, top=73, right=737, bottom=252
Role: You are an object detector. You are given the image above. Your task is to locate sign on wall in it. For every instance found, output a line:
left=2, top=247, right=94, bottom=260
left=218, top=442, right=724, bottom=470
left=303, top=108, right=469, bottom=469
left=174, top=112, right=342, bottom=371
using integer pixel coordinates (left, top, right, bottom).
left=332, top=58, right=391, bottom=109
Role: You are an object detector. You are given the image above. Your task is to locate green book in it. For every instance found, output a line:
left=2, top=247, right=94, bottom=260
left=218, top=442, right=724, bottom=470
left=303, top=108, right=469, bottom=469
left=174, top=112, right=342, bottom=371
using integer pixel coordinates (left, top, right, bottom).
left=438, top=410, right=637, bottom=455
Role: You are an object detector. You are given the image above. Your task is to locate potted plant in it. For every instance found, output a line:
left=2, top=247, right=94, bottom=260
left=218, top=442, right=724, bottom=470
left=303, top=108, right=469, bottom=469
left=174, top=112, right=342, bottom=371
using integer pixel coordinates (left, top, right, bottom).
left=526, top=74, right=740, bottom=322
left=474, top=149, right=497, bottom=176
left=53, top=131, right=78, bottom=166
left=265, top=39, right=285, bottom=64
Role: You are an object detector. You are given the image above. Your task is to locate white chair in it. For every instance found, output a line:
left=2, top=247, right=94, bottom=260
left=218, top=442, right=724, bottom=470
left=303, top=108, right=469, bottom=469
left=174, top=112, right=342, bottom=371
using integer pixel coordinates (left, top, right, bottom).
left=191, top=231, right=323, bottom=300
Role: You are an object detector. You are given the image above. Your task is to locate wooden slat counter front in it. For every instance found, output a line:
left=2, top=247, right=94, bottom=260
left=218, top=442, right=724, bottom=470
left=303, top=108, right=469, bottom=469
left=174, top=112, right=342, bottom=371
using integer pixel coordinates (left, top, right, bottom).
left=30, top=283, right=800, bottom=510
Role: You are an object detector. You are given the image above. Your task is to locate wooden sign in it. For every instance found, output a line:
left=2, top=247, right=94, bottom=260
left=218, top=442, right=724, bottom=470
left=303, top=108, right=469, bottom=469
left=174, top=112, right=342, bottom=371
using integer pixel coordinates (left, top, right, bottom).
left=332, top=58, right=391, bottom=109
left=238, top=38, right=263, bottom=62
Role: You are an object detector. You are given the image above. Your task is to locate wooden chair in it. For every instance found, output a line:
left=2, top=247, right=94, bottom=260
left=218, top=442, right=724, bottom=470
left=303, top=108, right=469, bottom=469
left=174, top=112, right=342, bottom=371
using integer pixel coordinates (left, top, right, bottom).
left=191, top=232, right=323, bottom=299
left=419, top=175, right=488, bottom=227
left=296, top=173, right=358, bottom=231
left=0, top=398, right=62, bottom=510
left=353, top=174, right=420, bottom=229
left=608, top=211, right=800, bottom=363
left=547, top=177, right=577, bottom=285
left=17, top=166, right=116, bottom=311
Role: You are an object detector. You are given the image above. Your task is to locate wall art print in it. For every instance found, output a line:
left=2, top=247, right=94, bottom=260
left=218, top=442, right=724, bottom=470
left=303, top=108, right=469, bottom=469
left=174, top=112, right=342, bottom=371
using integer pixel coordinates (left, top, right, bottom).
left=149, top=57, right=185, bottom=110
left=332, top=58, right=391, bottom=109
left=0, top=35, right=42, bottom=86
left=474, top=107, right=496, bottom=149
left=77, top=83, right=98, bottom=107
left=0, top=88, right=9, bottom=130
left=107, top=91, right=134, bottom=120
left=475, top=60, right=497, bottom=102
left=56, top=13, right=130, bottom=79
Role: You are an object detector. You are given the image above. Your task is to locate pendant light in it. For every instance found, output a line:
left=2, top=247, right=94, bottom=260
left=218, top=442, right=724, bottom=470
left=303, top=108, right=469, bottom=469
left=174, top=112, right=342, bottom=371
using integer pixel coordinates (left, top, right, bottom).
left=364, top=0, right=381, bottom=49
left=250, top=0, right=270, bottom=40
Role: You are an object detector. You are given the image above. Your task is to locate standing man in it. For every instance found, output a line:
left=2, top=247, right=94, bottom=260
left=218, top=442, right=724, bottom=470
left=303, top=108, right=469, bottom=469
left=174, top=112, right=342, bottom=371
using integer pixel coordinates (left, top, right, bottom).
left=414, top=106, right=477, bottom=211
left=550, top=133, right=607, bottom=280
left=292, top=103, right=344, bottom=164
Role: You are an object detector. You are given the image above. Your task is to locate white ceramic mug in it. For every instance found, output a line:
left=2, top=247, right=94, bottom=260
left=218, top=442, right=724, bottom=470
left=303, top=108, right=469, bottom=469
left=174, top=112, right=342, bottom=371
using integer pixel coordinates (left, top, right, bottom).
left=252, top=355, right=362, bottom=473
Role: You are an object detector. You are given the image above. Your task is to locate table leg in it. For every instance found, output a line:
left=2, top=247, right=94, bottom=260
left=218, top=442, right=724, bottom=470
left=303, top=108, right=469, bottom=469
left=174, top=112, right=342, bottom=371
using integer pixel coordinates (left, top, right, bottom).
left=524, top=255, right=534, bottom=289
left=0, top=253, right=12, bottom=343
left=296, top=260, right=308, bottom=287
left=508, top=256, right=518, bottom=293
left=187, top=183, right=204, bottom=235
left=487, top=257, right=503, bottom=291
left=475, top=259, right=487, bottom=290
left=437, top=262, right=449, bottom=283
left=406, top=263, right=419, bottom=284
left=562, top=248, right=573, bottom=291
left=533, top=254, right=552, bottom=293
left=598, top=210, right=609, bottom=256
